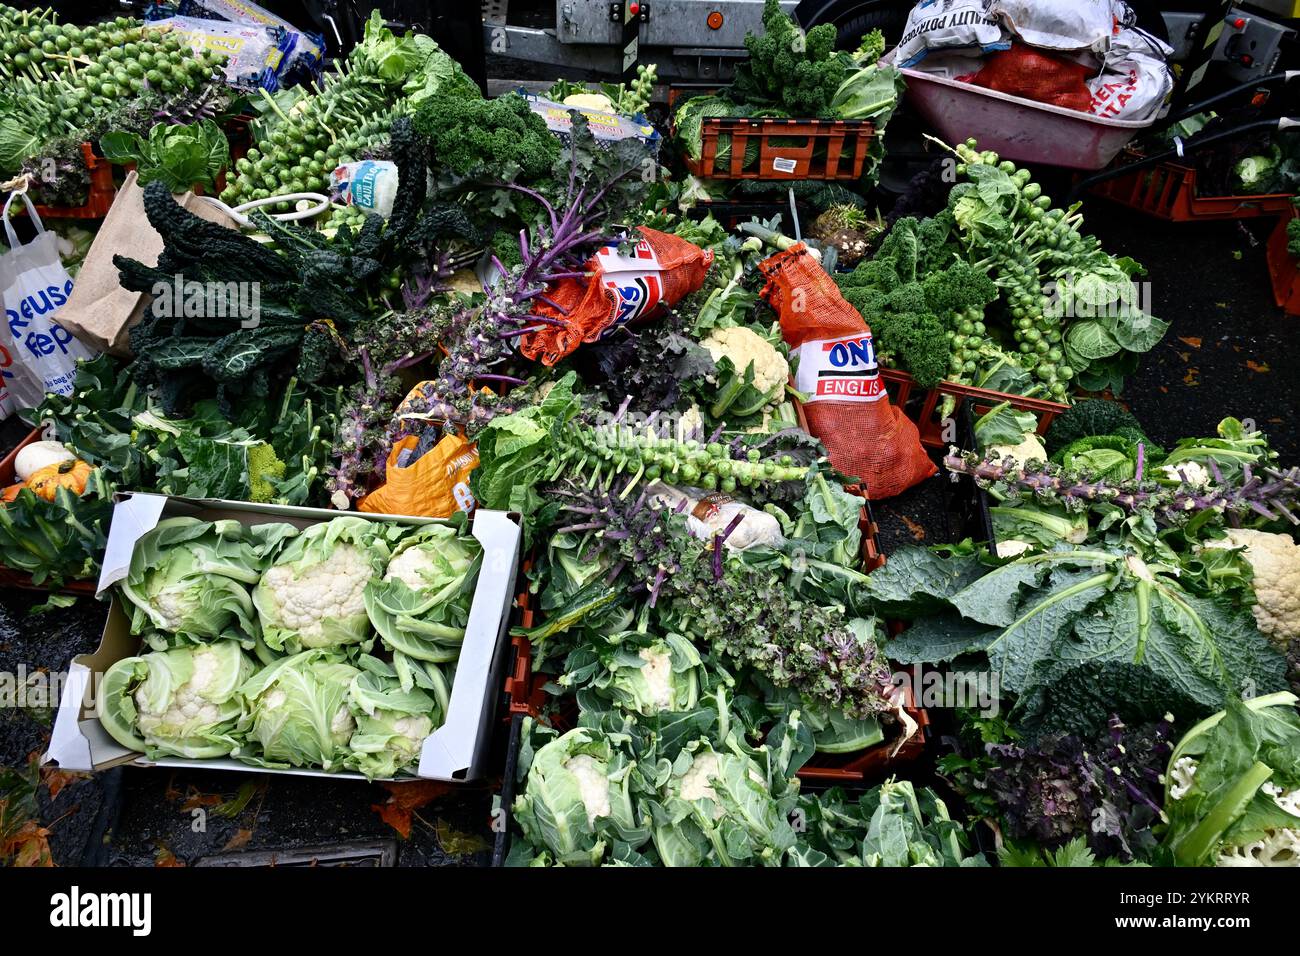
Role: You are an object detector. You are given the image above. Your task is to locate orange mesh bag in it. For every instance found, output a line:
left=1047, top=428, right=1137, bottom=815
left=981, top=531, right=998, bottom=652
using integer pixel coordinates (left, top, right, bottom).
left=971, top=44, right=1094, bottom=113
left=758, top=244, right=935, bottom=499
left=519, top=226, right=712, bottom=365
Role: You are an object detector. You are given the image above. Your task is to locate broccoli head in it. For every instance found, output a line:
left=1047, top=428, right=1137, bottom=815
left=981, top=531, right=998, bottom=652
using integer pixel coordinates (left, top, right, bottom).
left=921, top=260, right=999, bottom=316
left=1044, top=399, right=1143, bottom=455
left=247, top=442, right=287, bottom=504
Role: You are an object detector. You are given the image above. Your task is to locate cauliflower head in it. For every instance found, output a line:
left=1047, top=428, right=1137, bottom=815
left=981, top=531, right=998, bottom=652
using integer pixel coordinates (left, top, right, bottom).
left=240, top=651, right=361, bottom=770
left=564, top=753, right=613, bottom=825
left=254, top=517, right=391, bottom=653
left=1203, top=529, right=1300, bottom=646
left=677, top=749, right=764, bottom=820
left=1161, top=460, right=1212, bottom=489
left=989, top=432, right=1048, bottom=468
left=701, top=325, right=789, bottom=395
left=635, top=646, right=674, bottom=712
left=97, top=641, right=255, bottom=760
left=258, top=542, right=372, bottom=647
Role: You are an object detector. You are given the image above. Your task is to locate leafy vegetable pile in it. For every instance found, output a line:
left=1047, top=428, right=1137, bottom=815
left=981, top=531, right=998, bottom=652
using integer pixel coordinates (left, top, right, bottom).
left=0, top=4, right=1292, bottom=871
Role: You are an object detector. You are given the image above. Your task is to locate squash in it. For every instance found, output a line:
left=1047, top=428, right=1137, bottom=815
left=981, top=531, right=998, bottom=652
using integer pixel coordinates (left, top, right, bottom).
left=27, top=459, right=92, bottom=501
left=14, top=440, right=75, bottom=482
left=1, top=483, right=24, bottom=503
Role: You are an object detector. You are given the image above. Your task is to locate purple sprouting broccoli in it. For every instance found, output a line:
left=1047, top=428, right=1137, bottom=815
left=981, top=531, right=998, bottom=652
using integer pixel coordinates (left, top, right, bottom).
left=388, top=112, right=651, bottom=435
left=540, top=480, right=899, bottom=720
left=946, top=449, right=1300, bottom=529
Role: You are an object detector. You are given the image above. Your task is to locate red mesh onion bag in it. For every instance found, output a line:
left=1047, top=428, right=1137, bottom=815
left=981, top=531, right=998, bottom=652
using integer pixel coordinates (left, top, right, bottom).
left=519, top=227, right=713, bottom=365
left=758, top=244, right=935, bottom=499
left=971, top=44, right=1094, bottom=113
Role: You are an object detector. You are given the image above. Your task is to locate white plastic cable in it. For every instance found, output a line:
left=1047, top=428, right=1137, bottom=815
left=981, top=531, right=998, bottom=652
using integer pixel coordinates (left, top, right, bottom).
left=193, top=191, right=332, bottom=228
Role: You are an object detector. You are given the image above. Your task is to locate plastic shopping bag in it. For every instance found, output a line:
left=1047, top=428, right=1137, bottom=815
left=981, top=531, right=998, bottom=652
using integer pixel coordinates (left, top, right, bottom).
left=1088, top=26, right=1174, bottom=121
left=0, top=190, right=96, bottom=409
left=988, top=0, right=1127, bottom=52
left=758, top=244, right=935, bottom=499
left=359, top=432, right=479, bottom=518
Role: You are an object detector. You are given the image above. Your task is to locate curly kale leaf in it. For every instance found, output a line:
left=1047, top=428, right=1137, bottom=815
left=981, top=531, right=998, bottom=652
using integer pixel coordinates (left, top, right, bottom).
left=731, top=0, right=843, bottom=116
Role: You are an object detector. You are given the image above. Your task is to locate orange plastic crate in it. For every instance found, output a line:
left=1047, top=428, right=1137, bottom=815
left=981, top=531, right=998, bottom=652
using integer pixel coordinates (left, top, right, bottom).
left=686, top=116, right=875, bottom=181
left=878, top=368, right=1068, bottom=449
left=28, top=142, right=117, bottom=220
left=1090, top=155, right=1293, bottom=222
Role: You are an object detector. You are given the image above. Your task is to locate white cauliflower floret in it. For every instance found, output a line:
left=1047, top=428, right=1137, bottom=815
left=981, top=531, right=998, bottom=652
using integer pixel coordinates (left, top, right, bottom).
left=1217, top=830, right=1300, bottom=866
left=330, top=704, right=356, bottom=737
left=679, top=751, right=763, bottom=819
left=391, top=714, right=431, bottom=742
left=1265, top=781, right=1300, bottom=817
left=563, top=754, right=611, bottom=825
left=259, top=542, right=371, bottom=645
left=135, top=648, right=222, bottom=734
left=637, top=647, right=675, bottom=712
left=1203, top=529, right=1300, bottom=646
left=989, top=433, right=1048, bottom=468
left=1161, top=460, right=1211, bottom=488
left=152, top=589, right=194, bottom=631
left=1168, top=756, right=1197, bottom=800
left=701, top=326, right=789, bottom=395
left=384, top=545, right=437, bottom=592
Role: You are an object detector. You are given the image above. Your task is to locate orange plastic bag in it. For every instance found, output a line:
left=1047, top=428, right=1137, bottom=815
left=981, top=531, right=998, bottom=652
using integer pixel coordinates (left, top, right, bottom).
left=519, top=226, right=713, bottom=365
left=971, top=44, right=1094, bottom=113
left=358, top=433, right=479, bottom=518
left=758, top=244, right=935, bottom=499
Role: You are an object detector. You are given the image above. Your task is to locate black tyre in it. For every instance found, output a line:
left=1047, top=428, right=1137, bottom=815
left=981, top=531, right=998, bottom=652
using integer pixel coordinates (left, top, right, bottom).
left=795, top=0, right=911, bottom=49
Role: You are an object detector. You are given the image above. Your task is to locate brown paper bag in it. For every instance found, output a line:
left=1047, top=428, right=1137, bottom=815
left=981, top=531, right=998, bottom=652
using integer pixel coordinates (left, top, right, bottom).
left=56, top=172, right=239, bottom=355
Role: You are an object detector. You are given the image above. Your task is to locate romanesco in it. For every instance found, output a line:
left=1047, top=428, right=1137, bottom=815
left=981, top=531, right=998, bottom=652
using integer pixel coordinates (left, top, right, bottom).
left=247, top=442, right=286, bottom=504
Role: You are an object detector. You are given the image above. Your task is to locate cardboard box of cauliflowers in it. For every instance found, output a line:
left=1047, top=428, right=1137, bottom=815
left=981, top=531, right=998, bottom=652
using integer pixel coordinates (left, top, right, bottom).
left=46, top=494, right=522, bottom=783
